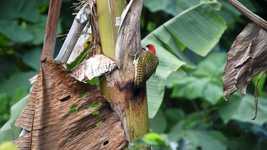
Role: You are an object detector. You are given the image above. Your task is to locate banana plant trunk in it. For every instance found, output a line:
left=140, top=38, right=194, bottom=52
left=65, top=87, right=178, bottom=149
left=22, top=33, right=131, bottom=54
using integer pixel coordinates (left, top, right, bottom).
left=96, top=0, right=149, bottom=143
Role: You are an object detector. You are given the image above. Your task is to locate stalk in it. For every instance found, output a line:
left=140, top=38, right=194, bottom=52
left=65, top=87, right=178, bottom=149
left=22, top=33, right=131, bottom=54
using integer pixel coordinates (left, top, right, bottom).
left=96, top=0, right=149, bottom=146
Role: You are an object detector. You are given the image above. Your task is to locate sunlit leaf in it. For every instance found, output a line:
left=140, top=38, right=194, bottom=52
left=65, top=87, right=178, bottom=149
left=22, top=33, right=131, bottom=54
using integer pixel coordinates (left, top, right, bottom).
left=0, top=141, right=17, bottom=150
left=165, top=3, right=226, bottom=56
left=143, top=132, right=166, bottom=146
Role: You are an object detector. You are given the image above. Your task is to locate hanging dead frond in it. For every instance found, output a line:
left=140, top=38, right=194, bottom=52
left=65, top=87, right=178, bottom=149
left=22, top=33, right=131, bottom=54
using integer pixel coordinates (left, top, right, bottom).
left=223, top=23, right=267, bottom=97
left=15, top=0, right=126, bottom=148
left=15, top=60, right=126, bottom=150
left=55, top=5, right=91, bottom=64
left=224, top=0, right=267, bottom=120
left=66, top=24, right=92, bottom=65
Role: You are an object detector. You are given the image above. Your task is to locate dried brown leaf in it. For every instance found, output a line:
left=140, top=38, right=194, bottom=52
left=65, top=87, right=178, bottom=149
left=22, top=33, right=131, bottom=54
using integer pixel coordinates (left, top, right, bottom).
left=224, top=23, right=267, bottom=97
left=71, top=54, right=117, bottom=81
left=15, top=60, right=126, bottom=150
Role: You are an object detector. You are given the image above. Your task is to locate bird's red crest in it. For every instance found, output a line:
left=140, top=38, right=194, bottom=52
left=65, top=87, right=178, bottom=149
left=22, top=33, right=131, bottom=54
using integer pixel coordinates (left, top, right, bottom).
left=146, top=44, right=156, bottom=55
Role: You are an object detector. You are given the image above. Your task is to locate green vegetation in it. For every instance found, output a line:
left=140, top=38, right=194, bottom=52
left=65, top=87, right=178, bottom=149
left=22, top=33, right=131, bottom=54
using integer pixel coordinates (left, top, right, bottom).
left=1, top=0, right=267, bottom=149
left=88, top=102, right=102, bottom=110
left=0, top=142, right=17, bottom=150
left=69, top=104, right=78, bottom=113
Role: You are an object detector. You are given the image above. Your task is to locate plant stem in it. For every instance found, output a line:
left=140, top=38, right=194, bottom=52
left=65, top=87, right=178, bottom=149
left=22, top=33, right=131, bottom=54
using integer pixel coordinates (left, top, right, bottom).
left=96, top=0, right=149, bottom=146
left=97, top=0, right=119, bottom=58
left=229, top=0, right=267, bottom=30
left=41, top=0, right=62, bottom=61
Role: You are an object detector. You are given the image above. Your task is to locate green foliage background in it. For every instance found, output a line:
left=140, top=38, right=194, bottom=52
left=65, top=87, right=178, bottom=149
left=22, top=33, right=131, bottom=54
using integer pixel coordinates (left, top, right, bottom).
left=1, top=0, right=267, bottom=149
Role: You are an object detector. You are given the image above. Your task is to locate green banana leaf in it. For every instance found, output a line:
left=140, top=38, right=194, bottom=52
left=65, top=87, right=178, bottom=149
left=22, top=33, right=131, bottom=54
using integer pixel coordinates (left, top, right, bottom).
left=142, top=0, right=226, bottom=118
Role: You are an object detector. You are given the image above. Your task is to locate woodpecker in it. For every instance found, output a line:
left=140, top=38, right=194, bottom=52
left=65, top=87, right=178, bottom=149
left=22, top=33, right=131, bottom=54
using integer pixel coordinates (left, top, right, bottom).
left=133, top=44, right=159, bottom=87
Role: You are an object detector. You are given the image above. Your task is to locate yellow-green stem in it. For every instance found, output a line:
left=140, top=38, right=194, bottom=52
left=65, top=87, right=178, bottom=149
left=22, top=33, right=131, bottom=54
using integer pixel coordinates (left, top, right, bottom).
left=97, top=0, right=149, bottom=147
left=97, top=0, right=124, bottom=58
